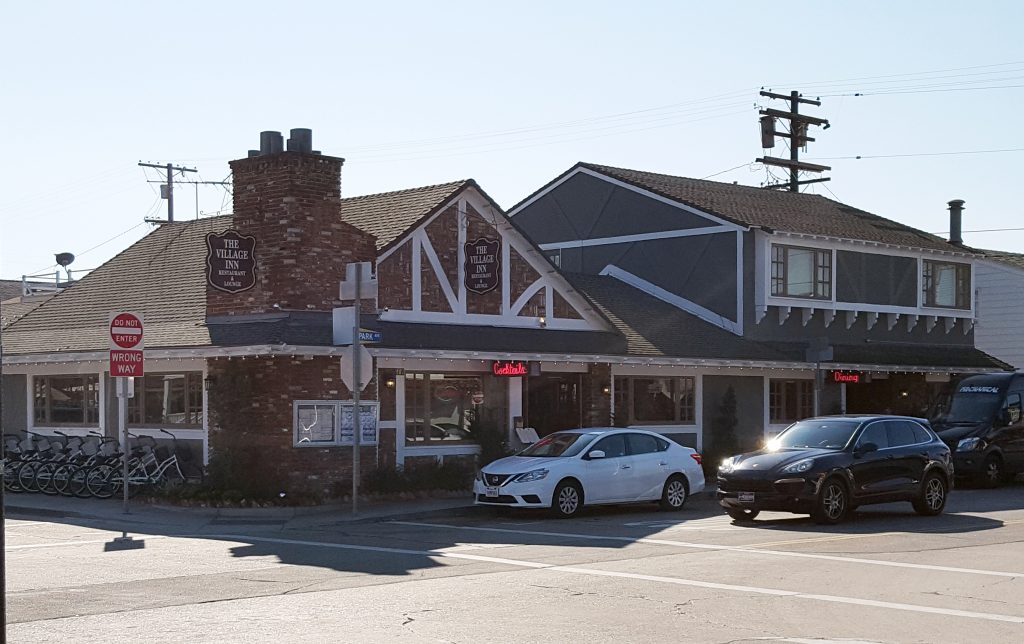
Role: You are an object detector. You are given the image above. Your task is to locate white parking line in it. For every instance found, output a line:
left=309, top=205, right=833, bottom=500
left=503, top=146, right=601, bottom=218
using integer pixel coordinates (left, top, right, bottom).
left=6, top=535, right=168, bottom=551
left=202, top=533, right=1024, bottom=624
left=391, top=521, right=1024, bottom=579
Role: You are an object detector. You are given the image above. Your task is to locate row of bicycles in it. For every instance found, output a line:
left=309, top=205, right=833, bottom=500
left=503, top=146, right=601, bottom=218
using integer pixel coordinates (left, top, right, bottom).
left=2, top=429, right=203, bottom=499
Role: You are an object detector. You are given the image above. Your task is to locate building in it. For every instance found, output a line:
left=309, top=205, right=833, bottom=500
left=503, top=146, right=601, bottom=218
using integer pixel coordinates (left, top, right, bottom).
left=0, top=136, right=1010, bottom=499
left=509, top=163, right=1009, bottom=451
left=974, top=248, right=1024, bottom=369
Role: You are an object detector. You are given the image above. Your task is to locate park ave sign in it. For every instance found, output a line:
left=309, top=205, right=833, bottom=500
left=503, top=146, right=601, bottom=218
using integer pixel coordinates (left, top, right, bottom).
left=109, top=311, right=144, bottom=376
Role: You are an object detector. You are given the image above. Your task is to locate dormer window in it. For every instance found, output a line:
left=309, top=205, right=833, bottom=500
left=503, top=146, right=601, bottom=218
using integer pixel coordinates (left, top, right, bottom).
left=923, top=259, right=970, bottom=309
left=771, top=244, right=832, bottom=299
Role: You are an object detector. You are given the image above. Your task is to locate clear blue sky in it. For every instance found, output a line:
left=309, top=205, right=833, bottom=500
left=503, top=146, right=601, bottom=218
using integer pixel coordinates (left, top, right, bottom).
left=2, top=2, right=1022, bottom=280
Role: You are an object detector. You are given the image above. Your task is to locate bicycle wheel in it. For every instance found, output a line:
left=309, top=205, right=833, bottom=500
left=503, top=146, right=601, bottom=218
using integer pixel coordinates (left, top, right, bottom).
left=4, top=460, right=25, bottom=492
left=53, top=463, right=77, bottom=496
left=35, top=462, right=60, bottom=495
left=68, top=465, right=91, bottom=498
left=86, top=464, right=119, bottom=499
left=18, top=461, right=42, bottom=493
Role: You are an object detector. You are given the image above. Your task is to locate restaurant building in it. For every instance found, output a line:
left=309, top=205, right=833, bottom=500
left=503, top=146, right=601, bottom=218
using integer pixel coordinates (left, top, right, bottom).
left=0, top=131, right=1009, bottom=497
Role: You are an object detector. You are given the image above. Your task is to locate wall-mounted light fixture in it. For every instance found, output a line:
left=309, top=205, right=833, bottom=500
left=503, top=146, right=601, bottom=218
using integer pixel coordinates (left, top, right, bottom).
left=385, top=378, right=396, bottom=388
left=538, top=316, right=547, bottom=328
left=204, top=376, right=216, bottom=392
left=602, top=386, right=611, bottom=395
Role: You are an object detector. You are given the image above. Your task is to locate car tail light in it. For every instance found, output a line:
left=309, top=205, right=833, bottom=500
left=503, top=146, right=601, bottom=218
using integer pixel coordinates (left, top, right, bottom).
left=690, top=453, right=703, bottom=466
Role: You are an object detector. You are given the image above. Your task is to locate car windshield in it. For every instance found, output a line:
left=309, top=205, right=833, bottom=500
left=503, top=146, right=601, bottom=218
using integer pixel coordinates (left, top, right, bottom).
left=518, top=432, right=599, bottom=458
left=772, top=419, right=861, bottom=450
left=941, top=390, right=1003, bottom=424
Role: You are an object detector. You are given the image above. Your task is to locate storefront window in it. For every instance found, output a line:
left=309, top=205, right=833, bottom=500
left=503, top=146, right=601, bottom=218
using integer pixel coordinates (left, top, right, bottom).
left=769, top=379, right=814, bottom=424
left=128, top=372, right=203, bottom=427
left=33, top=375, right=100, bottom=425
left=614, top=376, right=696, bottom=425
left=405, top=373, right=484, bottom=443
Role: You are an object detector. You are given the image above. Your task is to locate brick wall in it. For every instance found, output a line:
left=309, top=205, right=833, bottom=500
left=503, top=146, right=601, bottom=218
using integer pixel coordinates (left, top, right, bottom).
left=207, top=152, right=377, bottom=316
left=206, top=355, right=381, bottom=499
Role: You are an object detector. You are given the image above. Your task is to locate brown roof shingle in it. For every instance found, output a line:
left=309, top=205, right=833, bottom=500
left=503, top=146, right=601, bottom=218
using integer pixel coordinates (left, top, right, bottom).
left=2, top=216, right=231, bottom=354
left=977, top=248, right=1024, bottom=271
left=339, top=180, right=469, bottom=251
left=574, top=163, right=965, bottom=253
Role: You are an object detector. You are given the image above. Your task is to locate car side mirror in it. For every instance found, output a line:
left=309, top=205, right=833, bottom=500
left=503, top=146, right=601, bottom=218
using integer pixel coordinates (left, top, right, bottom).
left=854, top=442, right=878, bottom=458
left=586, top=450, right=606, bottom=460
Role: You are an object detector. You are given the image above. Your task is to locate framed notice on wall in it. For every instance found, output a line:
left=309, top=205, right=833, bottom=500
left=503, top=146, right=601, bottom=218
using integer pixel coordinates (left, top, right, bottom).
left=464, top=237, right=501, bottom=294
left=340, top=402, right=379, bottom=445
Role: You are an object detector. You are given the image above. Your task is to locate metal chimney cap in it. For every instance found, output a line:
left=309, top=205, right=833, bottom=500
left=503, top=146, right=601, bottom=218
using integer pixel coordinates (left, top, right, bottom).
left=948, top=199, right=965, bottom=208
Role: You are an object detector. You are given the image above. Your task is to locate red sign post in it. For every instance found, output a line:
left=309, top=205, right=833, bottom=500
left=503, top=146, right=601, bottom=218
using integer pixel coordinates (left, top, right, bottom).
left=109, top=312, right=144, bottom=376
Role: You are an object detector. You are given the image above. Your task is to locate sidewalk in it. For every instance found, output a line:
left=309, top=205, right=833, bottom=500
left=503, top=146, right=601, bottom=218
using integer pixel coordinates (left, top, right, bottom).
left=3, top=492, right=479, bottom=532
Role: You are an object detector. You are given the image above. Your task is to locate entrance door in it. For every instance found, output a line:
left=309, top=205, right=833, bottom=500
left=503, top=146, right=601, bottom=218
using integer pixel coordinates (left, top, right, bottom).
left=526, top=374, right=583, bottom=437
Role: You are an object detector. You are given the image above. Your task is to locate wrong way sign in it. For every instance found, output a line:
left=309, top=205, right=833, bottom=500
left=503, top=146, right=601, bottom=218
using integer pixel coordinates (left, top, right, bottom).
left=110, top=311, right=144, bottom=376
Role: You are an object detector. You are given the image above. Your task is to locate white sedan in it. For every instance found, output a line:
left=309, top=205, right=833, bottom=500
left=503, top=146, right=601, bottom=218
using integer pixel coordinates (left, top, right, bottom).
left=473, top=428, right=705, bottom=518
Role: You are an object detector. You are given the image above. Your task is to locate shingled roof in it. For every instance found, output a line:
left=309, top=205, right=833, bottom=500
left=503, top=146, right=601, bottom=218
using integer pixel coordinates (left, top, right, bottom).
left=565, top=273, right=803, bottom=362
left=2, top=216, right=231, bottom=355
left=530, top=163, right=965, bottom=253
left=977, top=248, right=1024, bottom=271
left=339, top=180, right=471, bottom=252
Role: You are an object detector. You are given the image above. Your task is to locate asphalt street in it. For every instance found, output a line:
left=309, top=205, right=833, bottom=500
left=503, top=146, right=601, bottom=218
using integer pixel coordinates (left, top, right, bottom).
left=5, top=485, right=1024, bottom=643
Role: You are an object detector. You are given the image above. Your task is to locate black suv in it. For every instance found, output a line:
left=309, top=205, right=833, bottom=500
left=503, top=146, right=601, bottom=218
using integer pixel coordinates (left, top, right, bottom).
left=717, top=415, right=953, bottom=524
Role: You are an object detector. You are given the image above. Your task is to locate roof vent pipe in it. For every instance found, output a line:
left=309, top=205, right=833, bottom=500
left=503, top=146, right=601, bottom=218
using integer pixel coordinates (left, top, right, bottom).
left=948, top=199, right=965, bottom=246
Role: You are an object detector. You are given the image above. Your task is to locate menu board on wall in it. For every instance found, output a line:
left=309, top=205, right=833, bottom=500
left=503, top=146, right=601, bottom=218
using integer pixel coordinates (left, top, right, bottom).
left=464, top=237, right=501, bottom=294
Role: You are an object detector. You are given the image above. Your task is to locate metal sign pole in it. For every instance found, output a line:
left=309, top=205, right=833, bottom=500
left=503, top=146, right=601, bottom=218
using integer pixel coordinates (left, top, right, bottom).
left=351, top=263, right=362, bottom=516
left=120, top=377, right=130, bottom=514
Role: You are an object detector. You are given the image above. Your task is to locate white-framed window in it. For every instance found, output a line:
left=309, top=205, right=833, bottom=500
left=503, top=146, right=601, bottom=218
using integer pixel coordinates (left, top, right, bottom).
left=128, top=372, right=203, bottom=428
left=923, top=259, right=970, bottom=309
left=771, top=244, right=832, bottom=299
left=613, top=376, right=696, bottom=425
left=769, top=379, right=814, bottom=424
left=293, top=400, right=379, bottom=447
left=33, top=375, right=100, bottom=426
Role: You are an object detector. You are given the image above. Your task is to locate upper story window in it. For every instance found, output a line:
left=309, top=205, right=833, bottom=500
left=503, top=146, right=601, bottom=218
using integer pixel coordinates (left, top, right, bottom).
left=923, top=259, right=970, bottom=309
left=771, top=244, right=832, bottom=300
left=33, top=375, right=99, bottom=426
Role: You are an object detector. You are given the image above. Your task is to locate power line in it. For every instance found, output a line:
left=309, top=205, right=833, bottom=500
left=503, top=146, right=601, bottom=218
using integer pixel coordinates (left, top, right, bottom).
left=701, top=163, right=753, bottom=180
left=931, top=227, right=1024, bottom=235
left=25, top=221, right=150, bottom=277
left=812, top=147, right=1024, bottom=160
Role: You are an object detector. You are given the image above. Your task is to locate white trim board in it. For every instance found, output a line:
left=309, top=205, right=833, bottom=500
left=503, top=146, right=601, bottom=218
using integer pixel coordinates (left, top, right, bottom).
left=538, top=225, right=733, bottom=251
left=601, top=265, right=742, bottom=335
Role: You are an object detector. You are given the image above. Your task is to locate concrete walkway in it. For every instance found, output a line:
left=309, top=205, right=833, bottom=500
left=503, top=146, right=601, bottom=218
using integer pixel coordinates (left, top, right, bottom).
left=3, top=491, right=479, bottom=532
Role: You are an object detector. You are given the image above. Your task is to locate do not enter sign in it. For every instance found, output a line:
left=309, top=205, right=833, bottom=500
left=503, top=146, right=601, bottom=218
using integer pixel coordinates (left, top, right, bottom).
left=110, top=312, right=144, bottom=376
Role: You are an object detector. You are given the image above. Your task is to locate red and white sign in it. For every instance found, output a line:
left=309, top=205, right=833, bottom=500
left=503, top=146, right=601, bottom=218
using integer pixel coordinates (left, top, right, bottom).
left=109, top=312, right=144, bottom=377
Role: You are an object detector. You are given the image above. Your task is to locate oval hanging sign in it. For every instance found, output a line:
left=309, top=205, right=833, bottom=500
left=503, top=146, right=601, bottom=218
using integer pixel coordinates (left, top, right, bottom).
left=464, top=237, right=500, bottom=295
left=207, top=230, right=257, bottom=293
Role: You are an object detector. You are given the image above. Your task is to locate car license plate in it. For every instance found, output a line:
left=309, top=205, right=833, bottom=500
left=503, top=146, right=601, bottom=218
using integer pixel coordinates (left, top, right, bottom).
left=485, top=486, right=499, bottom=498
left=738, top=492, right=755, bottom=503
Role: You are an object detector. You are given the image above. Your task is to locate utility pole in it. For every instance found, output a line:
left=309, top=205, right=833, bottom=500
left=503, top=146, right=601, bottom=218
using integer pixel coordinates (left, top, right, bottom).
left=755, top=90, right=831, bottom=191
left=138, top=162, right=197, bottom=222
left=145, top=178, right=232, bottom=220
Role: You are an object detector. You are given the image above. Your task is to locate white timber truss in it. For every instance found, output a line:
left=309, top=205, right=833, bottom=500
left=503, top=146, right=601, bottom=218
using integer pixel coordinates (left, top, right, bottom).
left=378, top=186, right=611, bottom=332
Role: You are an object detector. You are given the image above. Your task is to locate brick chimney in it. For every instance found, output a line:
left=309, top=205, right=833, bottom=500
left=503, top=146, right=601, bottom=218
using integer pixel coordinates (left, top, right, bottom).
left=207, top=129, right=377, bottom=316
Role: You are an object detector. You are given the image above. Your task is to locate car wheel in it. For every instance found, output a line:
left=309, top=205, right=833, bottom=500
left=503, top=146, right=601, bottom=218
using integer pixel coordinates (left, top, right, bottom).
left=913, top=472, right=948, bottom=516
left=726, top=507, right=760, bottom=522
left=551, top=480, right=583, bottom=518
left=659, top=475, right=689, bottom=511
left=979, top=455, right=1004, bottom=488
left=811, top=477, right=848, bottom=525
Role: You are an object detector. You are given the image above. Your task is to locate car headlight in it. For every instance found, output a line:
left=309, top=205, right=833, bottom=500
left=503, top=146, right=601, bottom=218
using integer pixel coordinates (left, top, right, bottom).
left=514, top=468, right=549, bottom=483
left=957, top=437, right=985, bottom=452
left=782, top=458, right=815, bottom=474
left=718, top=457, right=736, bottom=474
